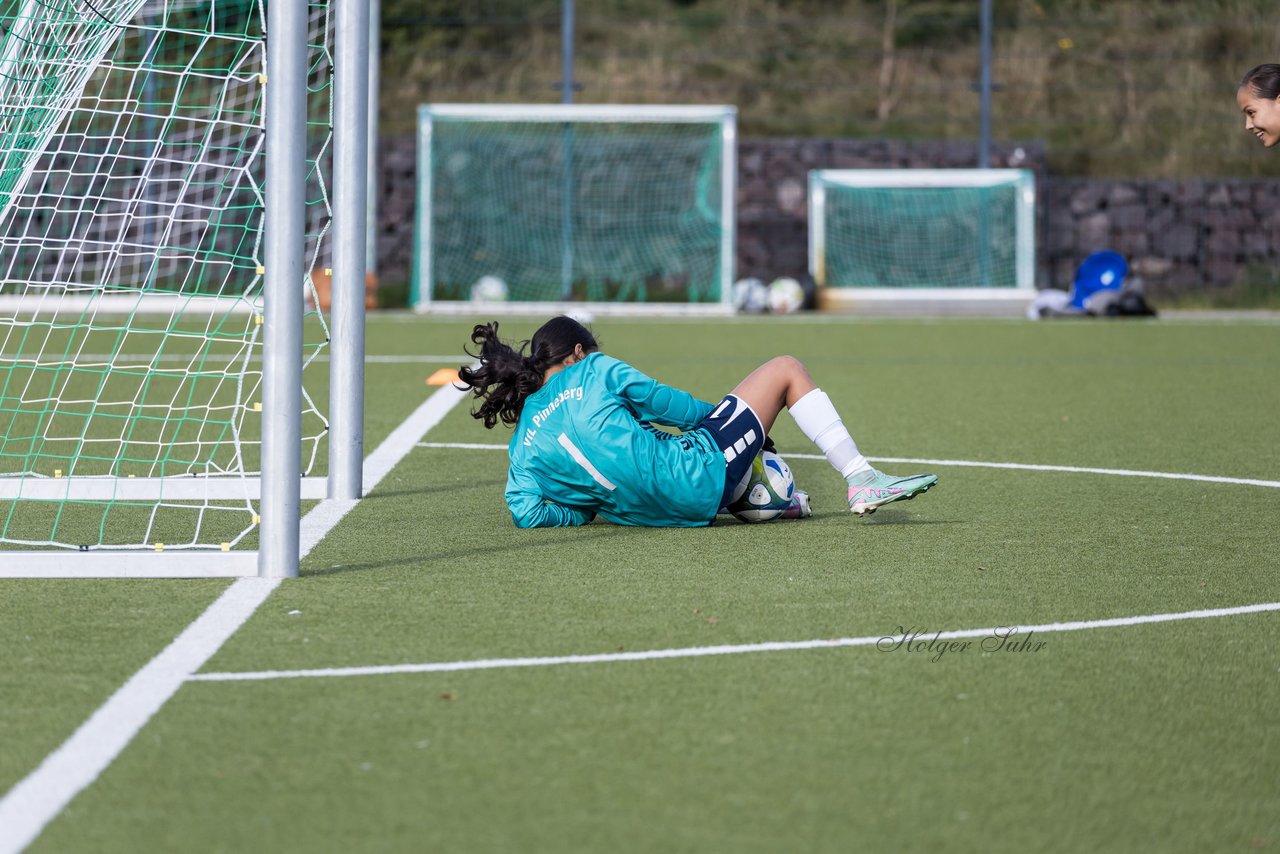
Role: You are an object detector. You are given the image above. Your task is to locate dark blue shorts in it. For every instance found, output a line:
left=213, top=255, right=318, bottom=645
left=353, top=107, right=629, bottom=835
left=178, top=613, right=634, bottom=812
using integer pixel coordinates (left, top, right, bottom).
left=695, top=394, right=766, bottom=509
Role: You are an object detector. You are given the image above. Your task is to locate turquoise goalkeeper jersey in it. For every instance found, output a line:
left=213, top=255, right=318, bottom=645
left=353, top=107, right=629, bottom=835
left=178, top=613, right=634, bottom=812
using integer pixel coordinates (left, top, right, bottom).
left=505, top=352, right=722, bottom=528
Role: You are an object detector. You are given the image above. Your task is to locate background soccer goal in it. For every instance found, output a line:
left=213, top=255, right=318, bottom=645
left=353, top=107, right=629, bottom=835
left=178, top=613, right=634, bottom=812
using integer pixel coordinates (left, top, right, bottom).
left=0, top=0, right=370, bottom=577
left=808, top=169, right=1036, bottom=305
left=413, top=104, right=737, bottom=314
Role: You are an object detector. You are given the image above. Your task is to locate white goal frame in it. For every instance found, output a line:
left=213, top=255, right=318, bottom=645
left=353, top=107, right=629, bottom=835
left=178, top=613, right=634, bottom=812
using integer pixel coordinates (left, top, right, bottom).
left=809, top=168, right=1036, bottom=305
left=0, top=0, right=372, bottom=579
left=414, top=103, right=737, bottom=316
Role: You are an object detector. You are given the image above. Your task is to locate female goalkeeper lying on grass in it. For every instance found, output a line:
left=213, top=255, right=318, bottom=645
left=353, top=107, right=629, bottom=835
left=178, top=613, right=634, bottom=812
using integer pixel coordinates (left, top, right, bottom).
left=457, top=316, right=936, bottom=528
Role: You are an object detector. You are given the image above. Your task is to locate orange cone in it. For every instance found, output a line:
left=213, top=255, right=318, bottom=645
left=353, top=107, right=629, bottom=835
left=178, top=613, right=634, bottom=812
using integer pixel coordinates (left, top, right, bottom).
left=426, top=368, right=460, bottom=386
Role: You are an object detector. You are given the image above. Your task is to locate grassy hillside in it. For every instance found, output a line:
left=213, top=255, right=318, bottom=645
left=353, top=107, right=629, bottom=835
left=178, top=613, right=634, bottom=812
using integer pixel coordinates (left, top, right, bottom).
left=379, top=0, right=1280, bottom=178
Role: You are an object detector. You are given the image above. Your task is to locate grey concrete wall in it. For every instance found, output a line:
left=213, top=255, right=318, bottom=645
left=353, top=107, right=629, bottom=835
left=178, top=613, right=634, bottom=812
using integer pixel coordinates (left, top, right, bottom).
left=376, top=134, right=1279, bottom=298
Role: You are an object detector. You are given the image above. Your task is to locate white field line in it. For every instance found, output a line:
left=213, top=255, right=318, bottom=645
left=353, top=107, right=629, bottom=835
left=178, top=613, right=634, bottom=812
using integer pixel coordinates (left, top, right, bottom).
left=415, top=443, right=1280, bottom=490
left=0, top=383, right=471, bottom=854
left=190, top=601, right=1280, bottom=683
left=863, top=456, right=1280, bottom=489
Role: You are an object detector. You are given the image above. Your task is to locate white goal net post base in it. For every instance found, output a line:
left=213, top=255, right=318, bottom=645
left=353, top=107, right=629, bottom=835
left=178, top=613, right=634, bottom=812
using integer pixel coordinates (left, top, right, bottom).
left=0, top=551, right=261, bottom=579
left=0, top=477, right=330, bottom=502
left=809, top=169, right=1037, bottom=304
left=0, top=473, right=330, bottom=578
left=815, top=287, right=1034, bottom=317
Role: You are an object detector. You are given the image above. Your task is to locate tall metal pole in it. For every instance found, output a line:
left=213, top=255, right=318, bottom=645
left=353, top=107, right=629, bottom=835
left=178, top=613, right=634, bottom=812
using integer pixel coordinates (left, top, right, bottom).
left=563, top=0, right=578, bottom=106
left=977, top=0, right=994, bottom=287
left=141, top=11, right=161, bottom=284
left=561, top=0, right=575, bottom=105
left=328, top=0, right=370, bottom=500
left=366, top=0, right=381, bottom=276
left=559, top=0, right=575, bottom=298
left=260, top=1, right=308, bottom=578
left=978, top=0, right=992, bottom=168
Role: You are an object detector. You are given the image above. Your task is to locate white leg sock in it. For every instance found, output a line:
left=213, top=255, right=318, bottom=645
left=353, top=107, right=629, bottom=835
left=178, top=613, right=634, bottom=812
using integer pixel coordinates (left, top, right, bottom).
left=789, top=388, right=871, bottom=480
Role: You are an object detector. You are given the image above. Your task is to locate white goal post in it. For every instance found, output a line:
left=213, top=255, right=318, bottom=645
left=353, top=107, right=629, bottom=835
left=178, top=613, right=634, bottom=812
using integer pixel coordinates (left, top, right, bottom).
left=809, top=168, right=1036, bottom=305
left=0, top=0, right=372, bottom=579
left=413, top=103, right=737, bottom=315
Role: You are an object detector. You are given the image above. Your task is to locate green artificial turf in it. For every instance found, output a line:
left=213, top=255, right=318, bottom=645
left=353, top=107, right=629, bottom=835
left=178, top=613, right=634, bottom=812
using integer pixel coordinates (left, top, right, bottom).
left=0, top=580, right=230, bottom=794
left=6, top=314, right=1279, bottom=853
left=34, top=616, right=1280, bottom=854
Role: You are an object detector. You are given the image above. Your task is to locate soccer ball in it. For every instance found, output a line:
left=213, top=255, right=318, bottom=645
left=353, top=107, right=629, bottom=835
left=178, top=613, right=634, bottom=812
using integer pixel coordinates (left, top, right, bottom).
left=732, top=277, right=768, bottom=314
left=767, top=276, right=805, bottom=314
left=470, top=275, right=508, bottom=303
left=727, top=450, right=795, bottom=523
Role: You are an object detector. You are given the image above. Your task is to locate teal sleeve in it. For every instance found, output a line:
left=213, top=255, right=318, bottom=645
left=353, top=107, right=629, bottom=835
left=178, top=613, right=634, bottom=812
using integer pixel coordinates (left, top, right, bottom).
left=506, top=459, right=595, bottom=528
left=600, top=356, right=714, bottom=430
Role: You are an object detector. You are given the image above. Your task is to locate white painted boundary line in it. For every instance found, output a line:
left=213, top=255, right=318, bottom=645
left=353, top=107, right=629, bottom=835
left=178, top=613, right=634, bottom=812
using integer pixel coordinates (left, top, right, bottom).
left=0, top=383, right=471, bottom=854
left=865, top=456, right=1280, bottom=490
left=415, top=443, right=1280, bottom=490
left=190, top=601, right=1280, bottom=683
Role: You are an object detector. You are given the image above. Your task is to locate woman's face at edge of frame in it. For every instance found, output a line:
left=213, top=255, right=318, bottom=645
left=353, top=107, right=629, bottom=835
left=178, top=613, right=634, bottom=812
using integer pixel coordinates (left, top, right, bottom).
left=1238, top=85, right=1280, bottom=147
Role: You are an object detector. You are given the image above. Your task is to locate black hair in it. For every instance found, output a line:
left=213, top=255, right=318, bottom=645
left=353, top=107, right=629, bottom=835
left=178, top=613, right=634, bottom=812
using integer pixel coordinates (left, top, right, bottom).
left=456, top=316, right=598, bottom=429
left=1240, top=64, right=1280, bottom=99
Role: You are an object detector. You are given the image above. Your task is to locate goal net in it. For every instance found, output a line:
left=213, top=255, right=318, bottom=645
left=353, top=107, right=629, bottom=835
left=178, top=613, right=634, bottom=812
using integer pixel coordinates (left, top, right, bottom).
left=413, top=104, right=736, bottom=313
left=0, top=0, right=333, bottom=571
left=809, top=169, right=1036, bottom=301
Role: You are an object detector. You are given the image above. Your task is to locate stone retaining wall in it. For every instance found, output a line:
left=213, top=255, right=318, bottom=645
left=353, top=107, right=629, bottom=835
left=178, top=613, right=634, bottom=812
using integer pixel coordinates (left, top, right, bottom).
left=1042, top=179, right=1280, bottom=292
left=376, top=134, right=1279, bottom=297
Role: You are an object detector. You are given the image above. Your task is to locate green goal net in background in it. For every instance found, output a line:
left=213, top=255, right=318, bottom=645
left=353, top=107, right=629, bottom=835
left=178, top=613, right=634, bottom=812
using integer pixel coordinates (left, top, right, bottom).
left=0, top=0, right=332, bottom=558
left=414, top=104, right=736, bottom=311
left=809, top=169, right=1036, bottom=298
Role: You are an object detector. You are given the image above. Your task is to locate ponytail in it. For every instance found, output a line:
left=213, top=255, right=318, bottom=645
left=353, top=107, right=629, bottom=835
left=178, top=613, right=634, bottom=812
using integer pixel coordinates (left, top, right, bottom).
left=457, top=316, right=598, bottom=429
left=457, top=322, right=545, bottom=429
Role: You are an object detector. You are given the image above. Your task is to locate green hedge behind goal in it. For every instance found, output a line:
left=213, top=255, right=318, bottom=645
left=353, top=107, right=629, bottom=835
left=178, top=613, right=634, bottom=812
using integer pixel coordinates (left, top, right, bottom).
left=809, top=169, right=1036, bottom=298
left=413, top=105, right=736, bottom=311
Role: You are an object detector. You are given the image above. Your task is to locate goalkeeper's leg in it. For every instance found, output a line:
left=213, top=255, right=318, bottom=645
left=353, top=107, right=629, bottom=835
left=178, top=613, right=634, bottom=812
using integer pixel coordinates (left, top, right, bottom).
left=731, top=357, right=937, bottom=515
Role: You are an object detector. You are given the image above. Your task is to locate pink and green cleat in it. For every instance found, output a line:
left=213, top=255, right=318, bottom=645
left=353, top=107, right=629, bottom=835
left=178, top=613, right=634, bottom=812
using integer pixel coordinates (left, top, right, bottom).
left=846, top=469, right=937, bottom=516
left=781, top=489, right=812, bottom=519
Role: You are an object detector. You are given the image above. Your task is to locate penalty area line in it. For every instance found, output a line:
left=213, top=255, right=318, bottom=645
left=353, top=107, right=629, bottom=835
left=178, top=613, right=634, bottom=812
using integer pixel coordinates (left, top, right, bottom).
left=190, top=601, right=1280, bottom=683
left=0, top=383, right=472, bottom=854
left=414, top=443, right=1280, bottom=489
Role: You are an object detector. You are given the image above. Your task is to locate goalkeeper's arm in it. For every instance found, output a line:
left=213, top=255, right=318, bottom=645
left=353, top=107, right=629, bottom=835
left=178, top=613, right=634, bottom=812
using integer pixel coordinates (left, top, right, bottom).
left=505, top=463, right=595, bottom=528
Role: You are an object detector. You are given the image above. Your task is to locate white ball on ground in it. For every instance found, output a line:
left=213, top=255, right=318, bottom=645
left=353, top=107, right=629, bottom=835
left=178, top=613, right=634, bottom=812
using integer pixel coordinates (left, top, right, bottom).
left=470, top=275, right=508, bottom=303
left=727, top=451, right=795, bottom=523
left=732, top=277, right=768, bottom=314
left=767, top=277, right=805, bottom=314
